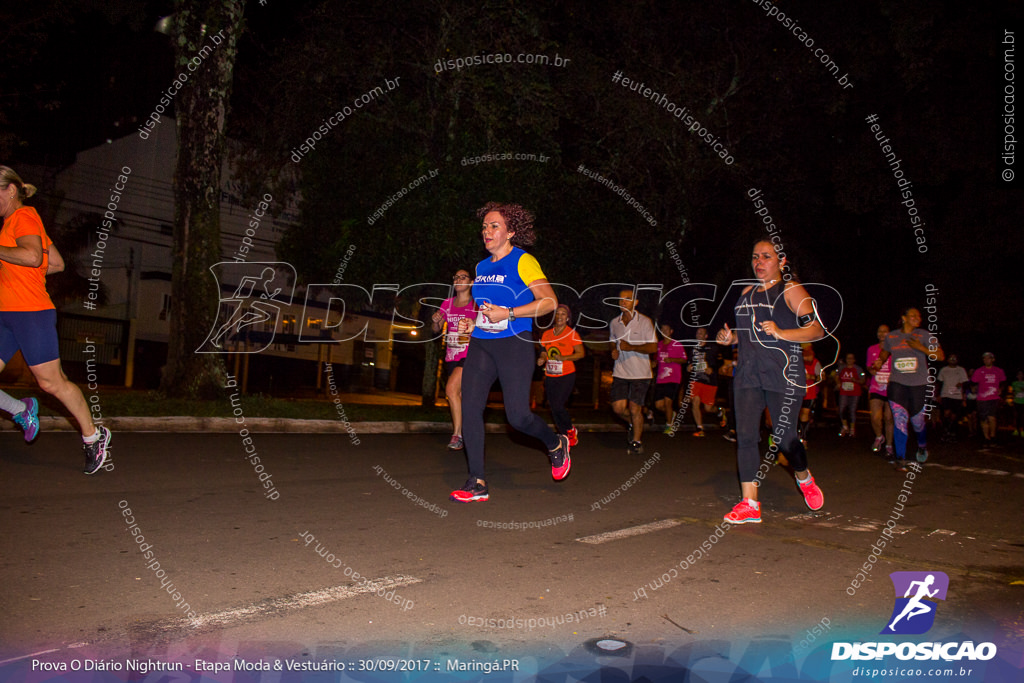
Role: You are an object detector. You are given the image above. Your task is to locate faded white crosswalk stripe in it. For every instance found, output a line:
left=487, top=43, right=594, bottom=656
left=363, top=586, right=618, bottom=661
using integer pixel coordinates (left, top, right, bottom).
left=924, top=463, right=1021, bottom=477
left=785, top=512, right=913, bottom=534
left=181, top=576, right=422, bottom=630
left=576, top=519, right=682, bottom=545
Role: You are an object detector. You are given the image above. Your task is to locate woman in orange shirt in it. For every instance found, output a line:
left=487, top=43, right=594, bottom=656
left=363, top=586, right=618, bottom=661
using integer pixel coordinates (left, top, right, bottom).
left=0, top=166, right=111, bottom=474
left=537, top=304, right=585, bottom=446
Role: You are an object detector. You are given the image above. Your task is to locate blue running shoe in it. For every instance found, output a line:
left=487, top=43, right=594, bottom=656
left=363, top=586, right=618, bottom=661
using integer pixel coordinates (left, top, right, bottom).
left=12, top=397, right=40, bottom=443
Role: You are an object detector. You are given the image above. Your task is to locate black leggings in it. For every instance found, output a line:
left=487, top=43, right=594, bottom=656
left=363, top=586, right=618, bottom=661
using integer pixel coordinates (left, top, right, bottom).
left=462, top=335, right=560, bottom=480
left=735, top=386, right=808, bottom=481
left=544, top=373, right=576, bottom=434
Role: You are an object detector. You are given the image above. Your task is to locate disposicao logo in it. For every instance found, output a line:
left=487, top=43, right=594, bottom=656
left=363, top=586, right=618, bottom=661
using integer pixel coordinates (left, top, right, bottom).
left=831, top=571, right=997, bottom=662
left=881, top=571, right=948, bottom=635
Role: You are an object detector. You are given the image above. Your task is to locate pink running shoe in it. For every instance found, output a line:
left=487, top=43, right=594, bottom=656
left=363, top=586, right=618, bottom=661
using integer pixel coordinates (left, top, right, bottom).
left=724, top=499, right=761, bottom=524
left=798, top=475, right=824, bottom=511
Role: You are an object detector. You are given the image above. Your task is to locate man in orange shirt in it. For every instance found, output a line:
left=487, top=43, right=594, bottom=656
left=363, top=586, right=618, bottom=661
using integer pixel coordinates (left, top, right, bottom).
left=0, top=166, right=111, bottom=474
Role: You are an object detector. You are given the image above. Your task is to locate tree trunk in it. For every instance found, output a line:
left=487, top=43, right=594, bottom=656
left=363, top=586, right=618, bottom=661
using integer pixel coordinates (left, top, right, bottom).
left=421, top=335, right=441, bottom=408
left=161, top=0, right=246, bottom=398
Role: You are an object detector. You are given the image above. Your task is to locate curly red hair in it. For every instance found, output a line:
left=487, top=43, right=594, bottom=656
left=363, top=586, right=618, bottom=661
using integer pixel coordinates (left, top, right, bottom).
left=476, top=201, right=537, bottom=247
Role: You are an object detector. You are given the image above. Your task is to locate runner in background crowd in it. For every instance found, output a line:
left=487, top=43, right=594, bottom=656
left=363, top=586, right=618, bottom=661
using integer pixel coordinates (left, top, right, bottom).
left=971, top=352, right=1006, bottom=449
left=609, top=288, right=657, bottom=455
left=1012, top=370, right=1024, bottom=438
left=538, top=304, right=584, bottom=447
left=798, top=343, right=822, bottom=447
left=720, top=346, right=737, bottom=442
left=937, top=354, right=968, bottom=443
left=872, top=307, right=943, bottom=471
left=963, top=368, right=979, bottom=438
left=688, top=327, right=724, bottom=437
left=836, top=352, right=866, bottom=438
left=653, top=322, right=687, bottom=435
left=431, top=268, right=475, bottom=450
left=866, top=324, right=894, bottom=457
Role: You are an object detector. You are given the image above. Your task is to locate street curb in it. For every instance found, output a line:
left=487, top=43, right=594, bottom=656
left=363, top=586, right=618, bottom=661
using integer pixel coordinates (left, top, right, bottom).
left=0, top=416, right=631, bottom=434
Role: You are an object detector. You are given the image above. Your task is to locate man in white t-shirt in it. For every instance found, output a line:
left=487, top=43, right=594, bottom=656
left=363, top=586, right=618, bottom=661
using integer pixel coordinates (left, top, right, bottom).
left=609, top=288, right=657, bottom=454
left=937, top=354, right=968, bottom=441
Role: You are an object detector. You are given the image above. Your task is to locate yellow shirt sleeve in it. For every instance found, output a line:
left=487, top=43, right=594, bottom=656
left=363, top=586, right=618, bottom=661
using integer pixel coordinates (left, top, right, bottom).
left=517, top=252, right=546, bottom=285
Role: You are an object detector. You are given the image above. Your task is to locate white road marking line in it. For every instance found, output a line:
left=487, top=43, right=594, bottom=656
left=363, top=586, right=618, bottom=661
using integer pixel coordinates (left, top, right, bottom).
left=179, top=576, right=421, bottom=630
left=925, top=463, right=1013, bottom=476
left=0, top=648, right=61, bottom=666
left=2, top=578, right=423, bottom=661
left=576, top=519, right=682, bottom=545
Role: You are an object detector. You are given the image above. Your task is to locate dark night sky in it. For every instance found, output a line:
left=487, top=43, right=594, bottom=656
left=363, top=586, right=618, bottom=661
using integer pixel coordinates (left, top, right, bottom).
left=2, top=0, right=1021, bottom=373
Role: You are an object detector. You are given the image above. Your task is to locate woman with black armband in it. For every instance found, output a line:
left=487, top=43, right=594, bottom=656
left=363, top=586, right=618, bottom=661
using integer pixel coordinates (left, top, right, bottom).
left=715, top=240, right=826, bottom=524
left=449, top=202, right=571, bottom=503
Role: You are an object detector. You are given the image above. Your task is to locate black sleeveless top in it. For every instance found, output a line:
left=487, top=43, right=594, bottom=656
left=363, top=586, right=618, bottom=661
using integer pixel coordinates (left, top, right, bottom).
left=734, top=281, right=806, bottom=394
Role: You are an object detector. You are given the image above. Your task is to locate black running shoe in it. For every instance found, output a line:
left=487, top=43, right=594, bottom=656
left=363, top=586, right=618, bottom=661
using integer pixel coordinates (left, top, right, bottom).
left=549, top=434, right=572, bottom=480
left=629, top=440, right=644, bottom=455
left=83, top=426, right=112, bottom=475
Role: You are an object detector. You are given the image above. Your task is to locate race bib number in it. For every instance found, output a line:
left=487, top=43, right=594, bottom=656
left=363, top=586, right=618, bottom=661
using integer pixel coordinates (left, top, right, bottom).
left=841, top=381, right=855, bottom=392
left=546, top=360, right=564, bottom=375
left=694, top=362, right=707, bottom=373
left=475, top=310, right=508, bottom=333
left=894, top=358, right=918, bottom=373
left=875, top=370, right=890, bottom=386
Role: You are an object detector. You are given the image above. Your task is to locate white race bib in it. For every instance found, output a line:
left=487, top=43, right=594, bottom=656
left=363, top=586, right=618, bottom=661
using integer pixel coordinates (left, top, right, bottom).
left=475, top=310, right=508, bottom=333
left=841, top=381, right=855, bottom=392
left=546, top=360, right=564, bottom=375
left=894, top=358, right=918, bottom=373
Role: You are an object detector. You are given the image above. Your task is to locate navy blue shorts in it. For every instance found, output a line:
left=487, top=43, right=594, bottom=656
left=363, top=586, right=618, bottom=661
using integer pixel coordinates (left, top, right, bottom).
left=0, top=309, right=60, bottom=366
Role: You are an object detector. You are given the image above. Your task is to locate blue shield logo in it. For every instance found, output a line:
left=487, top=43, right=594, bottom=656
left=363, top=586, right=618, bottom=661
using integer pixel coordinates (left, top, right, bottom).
left=881, top=571, right=949, bottom=635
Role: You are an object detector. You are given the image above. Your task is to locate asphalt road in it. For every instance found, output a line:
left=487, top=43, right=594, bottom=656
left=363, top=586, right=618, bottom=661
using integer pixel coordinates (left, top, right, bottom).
left=1, top=423, right=1022, bottom=677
